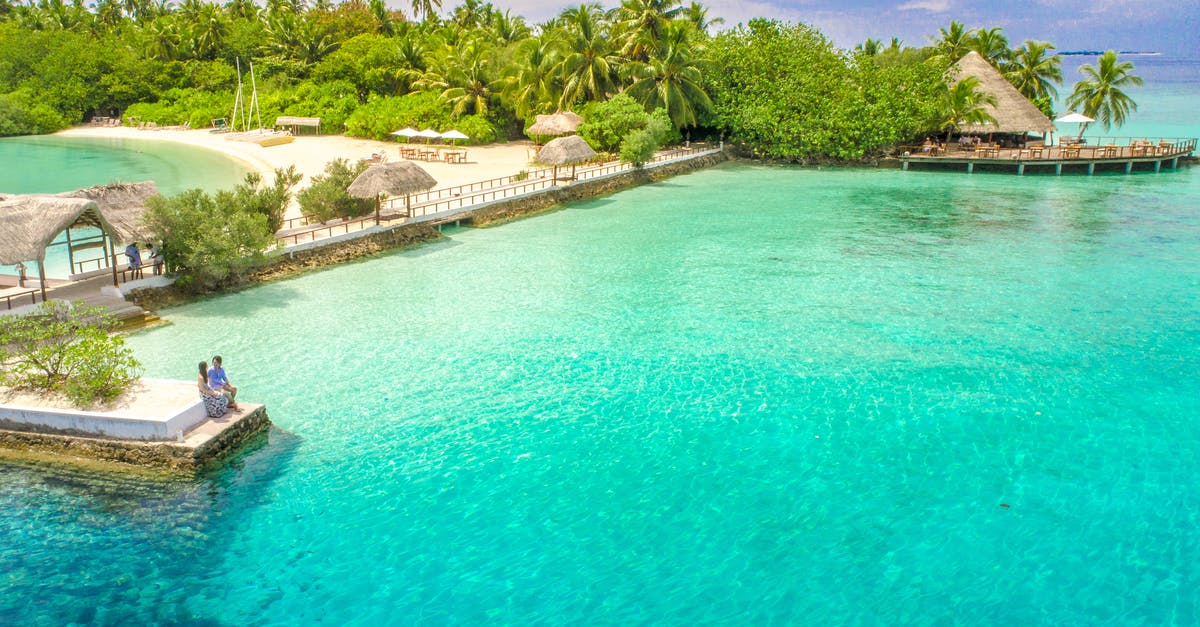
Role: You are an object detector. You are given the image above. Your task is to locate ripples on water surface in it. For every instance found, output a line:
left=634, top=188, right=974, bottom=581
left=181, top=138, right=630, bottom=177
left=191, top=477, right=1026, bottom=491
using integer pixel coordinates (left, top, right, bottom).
left=3, top=160, right=1197, bottom=624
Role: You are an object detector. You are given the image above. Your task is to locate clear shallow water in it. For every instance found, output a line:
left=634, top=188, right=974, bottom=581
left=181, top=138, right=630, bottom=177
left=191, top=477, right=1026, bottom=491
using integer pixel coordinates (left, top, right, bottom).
left=0, top=135, right=247, bottom=195
left=0, top=135, right=248, bottom=277
left=3, top=58, right=1200, bottom=624
left=3, top=161, right=1198, bottom=624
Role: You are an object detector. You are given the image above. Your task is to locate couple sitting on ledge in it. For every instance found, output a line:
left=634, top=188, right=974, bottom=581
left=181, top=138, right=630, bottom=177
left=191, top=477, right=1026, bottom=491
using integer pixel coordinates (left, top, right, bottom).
left=198, top=356, right=238, bottom=417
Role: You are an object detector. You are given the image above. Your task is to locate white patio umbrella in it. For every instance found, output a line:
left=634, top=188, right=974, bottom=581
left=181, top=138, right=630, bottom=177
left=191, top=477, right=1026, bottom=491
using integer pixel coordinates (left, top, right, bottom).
left=1055, top=112, right=1095, bottom=140
left=416, top=128, right=441, bottom=144
left=440, top=129, right=469, bottom=145
left=390, top=128, right=419, bottom=142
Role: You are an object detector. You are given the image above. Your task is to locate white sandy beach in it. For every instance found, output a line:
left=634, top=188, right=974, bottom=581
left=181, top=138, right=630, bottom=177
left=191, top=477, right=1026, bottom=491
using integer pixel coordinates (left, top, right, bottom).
left=57, top=126, right=542, bottom=221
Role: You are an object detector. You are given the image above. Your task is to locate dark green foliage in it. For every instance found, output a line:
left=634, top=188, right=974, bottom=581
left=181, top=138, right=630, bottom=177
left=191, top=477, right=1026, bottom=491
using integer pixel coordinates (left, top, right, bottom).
left=620, top=128, right=658, bottom=167
left=296, top=158, right=374, bottom=223
left=343, top=91, right=496, bottom=143
left=143, top=179, right=284, bottom=292
left=218, top=167, right=302, bottom=233
left=706, top=19, right=944, bottom=161
left=579, top=94, right=660, bottom=152
left=0, top=301, right=141, bottom=407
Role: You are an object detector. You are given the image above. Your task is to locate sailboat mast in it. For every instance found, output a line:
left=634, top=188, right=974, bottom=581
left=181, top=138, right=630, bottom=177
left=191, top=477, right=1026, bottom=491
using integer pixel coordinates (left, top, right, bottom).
left=232, top=58, right=245, bottom=132
left=249, top=60, right=263, bottom=132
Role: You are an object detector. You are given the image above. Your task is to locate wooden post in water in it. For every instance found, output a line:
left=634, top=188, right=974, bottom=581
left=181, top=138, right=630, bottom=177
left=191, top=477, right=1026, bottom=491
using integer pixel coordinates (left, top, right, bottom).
left=1017, top=164, right=1025, bottom=176
left=1155, top=161, right=1162, bottom=173
left=1087, top=163, right=1095, bottom=175
left=1055, top=163, right=1063, bottom=175
left=966, top=162, right=974, bottom=174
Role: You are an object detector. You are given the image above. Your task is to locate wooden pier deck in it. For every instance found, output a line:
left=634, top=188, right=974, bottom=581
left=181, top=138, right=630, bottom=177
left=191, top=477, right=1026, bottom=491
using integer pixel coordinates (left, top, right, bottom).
left=901, top=137, right=1197, bottom=175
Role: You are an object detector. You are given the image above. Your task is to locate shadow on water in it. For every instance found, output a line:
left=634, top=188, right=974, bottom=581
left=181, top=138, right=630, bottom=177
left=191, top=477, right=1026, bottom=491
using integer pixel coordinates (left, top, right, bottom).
left=0, top=426, right=302, bottom=626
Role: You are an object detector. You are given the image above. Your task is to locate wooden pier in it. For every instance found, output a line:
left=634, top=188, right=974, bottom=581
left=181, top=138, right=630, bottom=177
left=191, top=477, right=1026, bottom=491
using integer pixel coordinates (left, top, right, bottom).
left=901, top=137, right=1197, bottom=175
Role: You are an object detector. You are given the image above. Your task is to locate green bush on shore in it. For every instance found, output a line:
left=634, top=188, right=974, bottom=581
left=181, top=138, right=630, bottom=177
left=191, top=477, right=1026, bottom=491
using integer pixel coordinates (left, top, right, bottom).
left=0, top=301, right=141, bottom=408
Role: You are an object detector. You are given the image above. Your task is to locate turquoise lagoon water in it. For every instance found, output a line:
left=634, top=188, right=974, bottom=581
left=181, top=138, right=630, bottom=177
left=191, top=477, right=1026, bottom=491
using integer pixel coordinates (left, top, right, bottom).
left=4, top=163, right=1198, bottom=624
left=2, top=58, right=1199, bottom=624
left=0, top=135, right=247, bottom=277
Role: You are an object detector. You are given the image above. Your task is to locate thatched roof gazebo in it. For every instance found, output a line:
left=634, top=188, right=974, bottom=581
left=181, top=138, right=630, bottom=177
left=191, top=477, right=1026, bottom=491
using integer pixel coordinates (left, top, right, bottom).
left=949, top=51, right=1056, bottom=137
left=54, top=181, right=159, bottom=244
left=0, top=196, right=113, bottom=300
left=0, top=182, right=160, bottom=294
left=525, top=111, right=584, bottom=138
left=347, top=161, right=437, bottom=224
left=536, top=135, right=597, bottom=182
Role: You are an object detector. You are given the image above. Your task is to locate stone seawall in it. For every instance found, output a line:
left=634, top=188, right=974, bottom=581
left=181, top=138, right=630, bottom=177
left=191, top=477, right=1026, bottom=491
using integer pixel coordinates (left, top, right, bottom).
left=0, top=405, right=271, bottom=474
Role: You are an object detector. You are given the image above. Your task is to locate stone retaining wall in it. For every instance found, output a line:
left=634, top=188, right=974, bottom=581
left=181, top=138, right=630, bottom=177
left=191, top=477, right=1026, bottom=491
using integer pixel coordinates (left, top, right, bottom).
left=0, top=405, right=270, bottom=474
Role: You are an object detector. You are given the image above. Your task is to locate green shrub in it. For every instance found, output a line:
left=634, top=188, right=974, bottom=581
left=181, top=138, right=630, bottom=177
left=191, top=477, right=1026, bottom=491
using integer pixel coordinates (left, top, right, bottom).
left=144, top=178, right=284, bottom=292
left=620, top=128, right=659, bottom=167
left=0, top=301, right=141, bottom=408
left=217, top=167, right=302, bottom=233
left=579, top=94, right=651, bottom=152
left=296, top=158, right=374, bottom=222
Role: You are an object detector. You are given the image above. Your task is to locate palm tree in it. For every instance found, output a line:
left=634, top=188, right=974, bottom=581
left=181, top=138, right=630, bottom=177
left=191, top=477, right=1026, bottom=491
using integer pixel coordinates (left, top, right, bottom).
left=1066, top=51, right=1143, bottom=131
left=936, top=76, right=997, bottom=143
left=419, top=39, right=496, bottom=116
left=856, top=38, right=882, bottom=56
left=623, top=20, right=711, bottom=128
left=497, top=37, right=563, bottom=120
left=888, top=37, right=903, bottom=53
left=680, top=1, right=721, bottom=32
left=189, top=2, right=227, bottom=60
left=1005, top=40, right=1061, bottom=102
left=969, top=26, right=1011, bottom=69
left=409, top=0, right=439, bottom=22
left=929, top=20, right=970, bottom=62
left=613, top=0, right=681, bottom=62
left=489, top=10, right=530, bottom=44
left=556, top=4, right=618, bottom=106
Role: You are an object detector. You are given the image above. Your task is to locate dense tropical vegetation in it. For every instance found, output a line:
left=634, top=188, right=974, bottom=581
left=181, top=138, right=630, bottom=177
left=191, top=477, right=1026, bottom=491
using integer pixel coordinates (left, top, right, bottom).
left=0, top=0, right=1139, bottom=161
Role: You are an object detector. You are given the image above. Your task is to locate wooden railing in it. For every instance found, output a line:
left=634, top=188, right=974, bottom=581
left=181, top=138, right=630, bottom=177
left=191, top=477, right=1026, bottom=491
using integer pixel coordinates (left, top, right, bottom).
left=277, top=145, right=718, bottom=248
left=905, top=137, right=1197, bottom=160
left=2, top=287, right=41, bottom=311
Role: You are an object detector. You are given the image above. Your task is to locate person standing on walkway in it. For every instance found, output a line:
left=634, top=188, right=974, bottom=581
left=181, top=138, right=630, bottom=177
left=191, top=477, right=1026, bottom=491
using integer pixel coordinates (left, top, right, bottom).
left=124, top=243, right=142, bottom=279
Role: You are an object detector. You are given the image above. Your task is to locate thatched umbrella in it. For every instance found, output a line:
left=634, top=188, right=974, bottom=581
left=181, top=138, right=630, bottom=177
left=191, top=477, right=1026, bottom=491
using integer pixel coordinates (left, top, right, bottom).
left=0, top=196, right=111, bottom=300
left=347, top=161, right=437, bottom=224
left=536, top=135, right=597, bottom=182
left=525, top=111, right=584, bottom=138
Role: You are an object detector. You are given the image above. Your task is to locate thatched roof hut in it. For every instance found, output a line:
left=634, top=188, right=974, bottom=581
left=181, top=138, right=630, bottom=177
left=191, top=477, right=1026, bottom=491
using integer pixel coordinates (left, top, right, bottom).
left=949, top=51, right=1056, bottom=135
left=348, top=161, right=437, bottom=198
left=347, top=161, right=437, bottom=223
left=536, top=135, right=597, bottom=181
left=0, top=196, right=110, bottom=266
left=536, top=135, right=597, bottom=166
left=53, top=181, right=159, bottom=244
left=525, top=111, right=584, bottom=138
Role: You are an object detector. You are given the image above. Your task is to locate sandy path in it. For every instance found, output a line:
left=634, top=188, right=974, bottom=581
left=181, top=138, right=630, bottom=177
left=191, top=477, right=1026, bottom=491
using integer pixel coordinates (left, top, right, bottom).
left=57, top=126, right=541, bottom=221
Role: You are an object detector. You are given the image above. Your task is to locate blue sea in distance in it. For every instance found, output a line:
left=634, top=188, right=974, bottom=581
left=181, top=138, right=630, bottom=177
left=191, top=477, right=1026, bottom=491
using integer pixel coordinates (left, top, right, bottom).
left=2, top=56, right=1199, bottom=624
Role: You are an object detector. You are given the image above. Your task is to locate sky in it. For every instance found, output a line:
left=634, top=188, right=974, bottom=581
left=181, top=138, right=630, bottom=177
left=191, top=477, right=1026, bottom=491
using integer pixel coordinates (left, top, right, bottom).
left=431, top=0, right=1200, bottom=56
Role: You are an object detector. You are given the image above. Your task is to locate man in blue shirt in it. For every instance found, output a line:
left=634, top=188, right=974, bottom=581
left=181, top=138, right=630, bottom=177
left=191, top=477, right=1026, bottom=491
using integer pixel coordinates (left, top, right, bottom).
left=207, top=355, right=238, bottom=410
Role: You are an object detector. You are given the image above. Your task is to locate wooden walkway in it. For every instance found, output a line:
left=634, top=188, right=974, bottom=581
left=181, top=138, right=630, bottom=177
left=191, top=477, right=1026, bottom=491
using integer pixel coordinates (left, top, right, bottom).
left=901, top=137, right=1196, bottom=175
left=275, top=144, right=723, bottom=249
